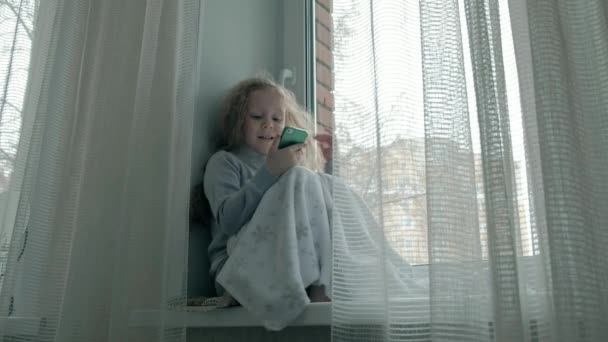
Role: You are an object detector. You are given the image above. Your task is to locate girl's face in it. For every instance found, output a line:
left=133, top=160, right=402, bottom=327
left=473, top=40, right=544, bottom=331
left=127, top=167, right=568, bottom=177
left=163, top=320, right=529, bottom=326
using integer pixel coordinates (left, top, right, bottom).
left=243, top=88, right=286, bottom=155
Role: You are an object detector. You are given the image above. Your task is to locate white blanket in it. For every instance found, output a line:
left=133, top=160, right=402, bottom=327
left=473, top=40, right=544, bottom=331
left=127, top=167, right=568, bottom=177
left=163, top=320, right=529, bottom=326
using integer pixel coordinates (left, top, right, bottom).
left=216, top=166, right=417, bottom=330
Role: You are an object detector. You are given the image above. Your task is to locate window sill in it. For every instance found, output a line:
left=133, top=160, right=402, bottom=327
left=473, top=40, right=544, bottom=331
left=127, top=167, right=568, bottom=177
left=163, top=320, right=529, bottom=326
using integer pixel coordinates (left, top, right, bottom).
left=128, top=302, right=331, bottom=328
left=0, top=316, right=43, bottom=336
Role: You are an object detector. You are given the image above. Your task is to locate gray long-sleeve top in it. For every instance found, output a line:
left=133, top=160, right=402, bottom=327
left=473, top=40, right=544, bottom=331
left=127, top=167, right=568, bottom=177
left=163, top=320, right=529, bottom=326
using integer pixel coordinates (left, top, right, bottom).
left=204, top=146, right=277, bottom=277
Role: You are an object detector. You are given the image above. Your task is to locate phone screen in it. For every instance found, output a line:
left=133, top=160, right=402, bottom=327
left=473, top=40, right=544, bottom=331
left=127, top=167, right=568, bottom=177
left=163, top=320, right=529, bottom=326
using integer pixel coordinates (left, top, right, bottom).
left=278, top=127, right=308, bottom=149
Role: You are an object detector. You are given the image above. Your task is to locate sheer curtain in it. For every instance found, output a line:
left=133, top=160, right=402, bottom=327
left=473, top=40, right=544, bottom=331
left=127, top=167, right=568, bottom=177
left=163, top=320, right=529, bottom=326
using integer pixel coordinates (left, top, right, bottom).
left=332, top=0, right=608, bottom=341
left=0, top=0, right=200, bottom=341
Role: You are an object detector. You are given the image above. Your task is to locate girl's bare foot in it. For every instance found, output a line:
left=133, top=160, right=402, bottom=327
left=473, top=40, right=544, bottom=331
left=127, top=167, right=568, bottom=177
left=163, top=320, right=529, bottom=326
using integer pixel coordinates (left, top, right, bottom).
left=308, top=285, right=331, bottom=302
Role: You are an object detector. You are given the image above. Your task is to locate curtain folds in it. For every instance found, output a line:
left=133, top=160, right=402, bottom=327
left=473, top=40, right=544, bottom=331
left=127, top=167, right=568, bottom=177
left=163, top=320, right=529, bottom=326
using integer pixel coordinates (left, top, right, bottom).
left=332, top=0, right=608, bottom=341
left=0, top=0, right=200, bottom=341
left=523, top=0, right=608, bottom=340
left=0, top=0, right=605, bottom=341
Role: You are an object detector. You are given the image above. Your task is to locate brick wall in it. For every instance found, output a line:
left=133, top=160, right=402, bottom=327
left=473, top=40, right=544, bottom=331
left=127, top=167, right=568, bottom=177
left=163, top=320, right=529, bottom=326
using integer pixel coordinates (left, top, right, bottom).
left=315, top=0, right=334, bottom=163
left=315, top=0, right=333, bottom=136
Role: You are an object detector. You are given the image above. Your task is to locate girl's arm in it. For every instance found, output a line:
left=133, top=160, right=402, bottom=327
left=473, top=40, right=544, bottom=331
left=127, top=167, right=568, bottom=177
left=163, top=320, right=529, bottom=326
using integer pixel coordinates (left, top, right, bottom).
left=204, top=151, right=277, bottom=236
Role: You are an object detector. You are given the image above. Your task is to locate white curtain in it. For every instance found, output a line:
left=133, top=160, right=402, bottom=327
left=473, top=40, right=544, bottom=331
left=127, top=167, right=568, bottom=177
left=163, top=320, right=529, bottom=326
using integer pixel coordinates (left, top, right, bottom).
left=332, top=0, right=608, bottom=341
left=0, top=0, right=200, bottom=341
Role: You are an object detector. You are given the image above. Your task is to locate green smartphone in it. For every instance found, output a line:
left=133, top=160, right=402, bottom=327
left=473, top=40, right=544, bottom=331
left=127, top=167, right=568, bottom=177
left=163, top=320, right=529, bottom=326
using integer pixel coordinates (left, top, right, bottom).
left=278, top=126, right=308, bottom=149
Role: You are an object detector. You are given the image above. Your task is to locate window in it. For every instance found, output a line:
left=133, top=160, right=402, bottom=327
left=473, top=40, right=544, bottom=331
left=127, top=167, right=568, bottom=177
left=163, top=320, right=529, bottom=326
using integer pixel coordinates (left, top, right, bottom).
left=0, top=0, right=37, bottom=290
left=315, top=0, right=537, bottom=265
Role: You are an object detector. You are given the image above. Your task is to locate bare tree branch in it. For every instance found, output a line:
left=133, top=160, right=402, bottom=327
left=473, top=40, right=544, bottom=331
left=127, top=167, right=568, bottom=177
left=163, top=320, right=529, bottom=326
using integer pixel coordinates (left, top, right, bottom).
left=0, top=0, right=32, bottom=40
left=0, top=148, right=14, bottom=162
left=0, top=97, right=21, bottom=113
left=0, top=0, right=27, bottom=127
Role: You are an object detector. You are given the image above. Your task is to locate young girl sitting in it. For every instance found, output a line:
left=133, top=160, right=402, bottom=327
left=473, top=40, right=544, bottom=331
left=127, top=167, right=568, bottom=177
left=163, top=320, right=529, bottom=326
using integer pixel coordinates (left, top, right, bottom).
left=203, top=76, right=330, bottom=310
left=204, top=77, right=419, bottom=331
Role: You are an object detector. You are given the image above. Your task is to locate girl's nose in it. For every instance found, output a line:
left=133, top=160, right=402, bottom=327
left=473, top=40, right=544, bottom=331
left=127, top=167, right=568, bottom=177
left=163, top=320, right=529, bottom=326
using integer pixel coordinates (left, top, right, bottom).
left=262, top=120, right=273, bottom=128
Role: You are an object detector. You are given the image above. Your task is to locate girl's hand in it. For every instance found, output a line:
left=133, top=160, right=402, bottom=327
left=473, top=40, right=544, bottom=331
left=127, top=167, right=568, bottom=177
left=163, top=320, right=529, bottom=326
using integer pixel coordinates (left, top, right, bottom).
left=265, top=137, right=305, bottom=177
left=314, top=133, right=333, bottom=161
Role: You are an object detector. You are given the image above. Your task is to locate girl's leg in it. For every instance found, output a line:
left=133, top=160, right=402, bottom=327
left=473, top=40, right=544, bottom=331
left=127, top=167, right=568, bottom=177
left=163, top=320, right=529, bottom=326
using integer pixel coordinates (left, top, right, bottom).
left=308, top=285, right=331, bottom=302
left=216, top=166, right=332, bottom=327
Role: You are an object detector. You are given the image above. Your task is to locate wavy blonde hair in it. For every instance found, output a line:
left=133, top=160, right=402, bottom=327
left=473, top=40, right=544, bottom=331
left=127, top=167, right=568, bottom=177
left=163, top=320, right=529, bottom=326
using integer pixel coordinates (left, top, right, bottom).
left=219, top=76, right=323, bottom=171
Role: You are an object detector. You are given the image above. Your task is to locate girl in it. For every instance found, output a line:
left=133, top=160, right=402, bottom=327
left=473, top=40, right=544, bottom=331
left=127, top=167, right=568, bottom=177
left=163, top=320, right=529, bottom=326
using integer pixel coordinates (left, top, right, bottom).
left=203, top=76, right=329, bottom=304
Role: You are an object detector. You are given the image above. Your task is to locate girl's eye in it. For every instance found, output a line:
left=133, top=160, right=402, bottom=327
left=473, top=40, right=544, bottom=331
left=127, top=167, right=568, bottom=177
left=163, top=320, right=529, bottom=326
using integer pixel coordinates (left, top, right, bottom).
left=250, top=114, right=262, bottom=119
left=273, top=117, right=282, bottom=122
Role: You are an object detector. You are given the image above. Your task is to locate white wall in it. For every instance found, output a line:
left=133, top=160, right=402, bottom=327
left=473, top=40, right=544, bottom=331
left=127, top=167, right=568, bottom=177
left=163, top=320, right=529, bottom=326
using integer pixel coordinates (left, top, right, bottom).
left=187, top=3, right=318, bottom=337
left=192, top=0, right=283, bottom=186
left=190, top=0, right=309, bottom=299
